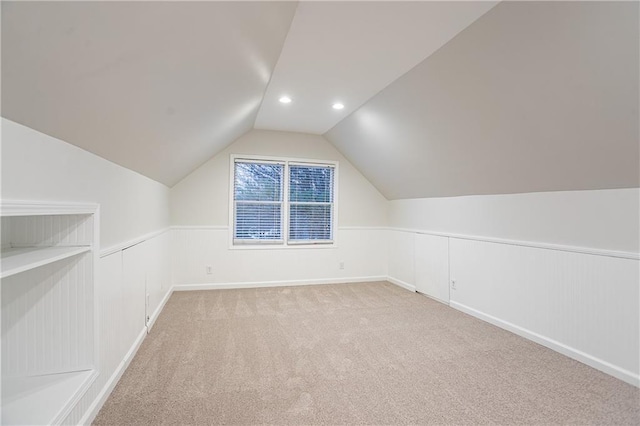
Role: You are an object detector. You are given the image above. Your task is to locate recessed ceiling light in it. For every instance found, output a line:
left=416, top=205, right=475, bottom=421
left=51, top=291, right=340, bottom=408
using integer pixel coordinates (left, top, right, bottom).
left=279, top=96, right=292, bottom=104
left=332, top=102, right=345, bottom=110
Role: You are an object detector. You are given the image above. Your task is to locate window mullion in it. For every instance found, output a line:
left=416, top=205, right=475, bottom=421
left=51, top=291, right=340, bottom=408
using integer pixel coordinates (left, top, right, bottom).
left=283, top=161, right=289, bottom=245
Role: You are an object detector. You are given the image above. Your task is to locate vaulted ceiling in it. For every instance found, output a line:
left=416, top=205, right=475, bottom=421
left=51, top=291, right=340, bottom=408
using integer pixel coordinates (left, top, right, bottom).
left=254, top=1, right=497, bottom=134
left=325, top=0, right=640, bottom=199
left=1, top=1, right=297, bottom=186
left=3, top=1, right=638, bottom=198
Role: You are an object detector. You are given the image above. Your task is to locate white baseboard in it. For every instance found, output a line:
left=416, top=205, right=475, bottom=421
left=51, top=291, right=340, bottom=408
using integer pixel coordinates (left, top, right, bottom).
left=173, top=276, right=388, bottom=291
left=386, top=276, right=416, bottom=292
left=146, top=286, right=174, bottom=332
left=450, top=301, right=640, bottom=387
left=79, top=327, right=148, bottom=425
left=416, top=290, right=449, bottom=306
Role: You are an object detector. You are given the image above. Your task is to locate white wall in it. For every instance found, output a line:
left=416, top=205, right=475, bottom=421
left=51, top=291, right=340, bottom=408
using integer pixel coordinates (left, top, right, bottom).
left=170, top=129, right=389, bottom=287
left=1, top=119, right=170, bottom=248
left=387, top=189, right=640, bottom=386
left=171, top=129, right=388, bottom=227
left=1, top=118, right=172, bottom=424
left=390, top=189, right=639, bottom=253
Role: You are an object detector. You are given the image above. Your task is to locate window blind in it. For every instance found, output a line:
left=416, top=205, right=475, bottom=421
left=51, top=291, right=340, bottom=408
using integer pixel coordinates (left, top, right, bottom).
left=288, top=164, right=334, bottom=243
left=233, top=161, right=284, bottom=243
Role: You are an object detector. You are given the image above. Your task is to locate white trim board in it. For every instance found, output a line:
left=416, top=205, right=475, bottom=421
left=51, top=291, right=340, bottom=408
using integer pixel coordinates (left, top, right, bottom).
left=0, top=200, right=99, bottom=216
left=388, top=227, right=639, bottom=260
left=169, top=225, right=386, bottom=231
left=100, top=227, right=170, bottom=258
left=416, top=290, right=449, bottom=306
left=173, top=276, right=388, bottom=291
left=450, top=301, right=640, bottom=387
left=386, top=276, right=416, bottom=293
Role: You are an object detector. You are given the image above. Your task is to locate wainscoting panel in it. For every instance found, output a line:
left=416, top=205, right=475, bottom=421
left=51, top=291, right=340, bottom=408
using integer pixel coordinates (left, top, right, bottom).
left=121, top=243, right=147, bottom=349
left=386, top=228, right=639, bottom=386
left=449, top=237, right=639, bottom=384
left=144, top=232, right=172, bottom=330
left=171, top=227, right=388, bottom=287
left=387, top=230, right=415, bottom=290
left=414, top=233, right=449, bottom=303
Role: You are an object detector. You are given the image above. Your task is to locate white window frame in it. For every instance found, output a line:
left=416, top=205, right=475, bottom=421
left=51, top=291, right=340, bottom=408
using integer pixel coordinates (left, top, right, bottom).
left=229, top=154, right=339, bottom=250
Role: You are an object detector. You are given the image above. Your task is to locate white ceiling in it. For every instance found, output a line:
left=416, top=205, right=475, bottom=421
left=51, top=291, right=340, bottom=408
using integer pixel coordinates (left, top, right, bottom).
left=4, top=1, right=636, bottom=198
left=325, top=1, right=640, bottom=199
left=255, top=1, right=497, bottom=134
left=1, top=1, right=297, bottom=186
left=2, top=0, right=497, bottom=187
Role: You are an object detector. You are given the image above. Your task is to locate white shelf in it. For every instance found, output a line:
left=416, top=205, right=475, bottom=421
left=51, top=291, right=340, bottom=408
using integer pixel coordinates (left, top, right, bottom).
left=2, top=370, right=97, bottom=425
left=1, top=246, right=91, bottom=279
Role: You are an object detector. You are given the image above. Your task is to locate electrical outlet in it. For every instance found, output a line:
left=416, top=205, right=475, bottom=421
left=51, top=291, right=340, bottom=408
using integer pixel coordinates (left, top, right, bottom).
left=339, top=261, right=345, bottom=270
left=451, top=279, right=457, bottom=290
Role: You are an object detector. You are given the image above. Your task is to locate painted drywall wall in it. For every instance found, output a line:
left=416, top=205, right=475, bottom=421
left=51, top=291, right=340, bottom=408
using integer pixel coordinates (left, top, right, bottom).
left=170, top=129, right=389, bottom=286
left=390, top=189, right=640, bottom=254
left=171, top=129, right=388, bottom=227
left=1, top=118, right=170, bottom=248
left=326, top=1, right=639, bottom=199
left=1, top=118, right=172, bottom=423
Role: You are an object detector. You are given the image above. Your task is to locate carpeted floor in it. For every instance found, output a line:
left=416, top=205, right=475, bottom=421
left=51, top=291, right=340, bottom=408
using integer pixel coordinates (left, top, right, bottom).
left=94, top=281, right=639, bottom=425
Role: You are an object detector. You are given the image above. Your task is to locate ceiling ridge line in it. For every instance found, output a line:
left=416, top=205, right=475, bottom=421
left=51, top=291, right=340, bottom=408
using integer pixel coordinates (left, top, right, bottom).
left=321, top=1, right=501, bottom=137
left=250, top=0, right=301, bottom=131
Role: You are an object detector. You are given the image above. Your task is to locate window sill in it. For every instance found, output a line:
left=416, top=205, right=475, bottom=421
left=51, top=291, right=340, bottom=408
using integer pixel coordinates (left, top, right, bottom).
left=229, top=242, right=338, bottom=250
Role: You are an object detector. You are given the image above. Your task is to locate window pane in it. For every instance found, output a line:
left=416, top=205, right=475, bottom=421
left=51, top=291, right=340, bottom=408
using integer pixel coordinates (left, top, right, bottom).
left=289, top=165, right=334, bottom=203
left=234, top=162, right=283, bottom=201
left=289, top=204, right=332, bottom=241
left=235, top=203, right=282, bottom=240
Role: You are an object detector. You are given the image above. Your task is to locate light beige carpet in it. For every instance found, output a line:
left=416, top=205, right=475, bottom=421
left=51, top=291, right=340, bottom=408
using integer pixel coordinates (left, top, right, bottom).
left=94, top=282, right=639, bottom=425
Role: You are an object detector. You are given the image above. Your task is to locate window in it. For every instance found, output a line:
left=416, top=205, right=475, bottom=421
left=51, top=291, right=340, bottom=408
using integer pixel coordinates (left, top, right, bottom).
left=233, top=161, right=284, bottom=244
left=232, top=156, right=336, bottom=246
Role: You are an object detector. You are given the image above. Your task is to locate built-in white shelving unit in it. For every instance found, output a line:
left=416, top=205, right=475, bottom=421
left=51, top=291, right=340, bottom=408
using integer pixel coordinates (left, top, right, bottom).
left=1, top=201, right=99, bottom=425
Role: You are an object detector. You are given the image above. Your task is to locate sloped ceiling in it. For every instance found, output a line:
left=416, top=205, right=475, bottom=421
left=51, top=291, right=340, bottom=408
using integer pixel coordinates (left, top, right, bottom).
left=254, top=0, right=497, bottom=134
left=1, top=1, right=297, bottom=186
left=2, top=0, right=495, bottom=188
left=325, top=1, right=640, bottom=199
left=3, top=1, right=638, bottom=198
